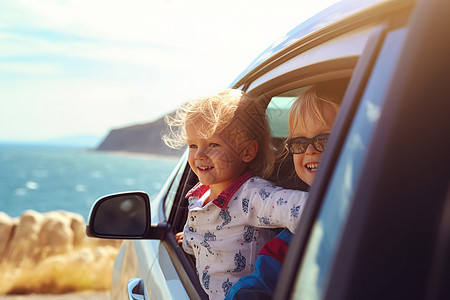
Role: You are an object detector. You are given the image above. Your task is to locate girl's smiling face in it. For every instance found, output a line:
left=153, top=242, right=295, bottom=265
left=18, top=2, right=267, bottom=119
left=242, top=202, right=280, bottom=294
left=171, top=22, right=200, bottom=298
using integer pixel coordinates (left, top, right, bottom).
left=186, top=121, right=249, bottom=198
left=291, top=104, right=337, bottom=186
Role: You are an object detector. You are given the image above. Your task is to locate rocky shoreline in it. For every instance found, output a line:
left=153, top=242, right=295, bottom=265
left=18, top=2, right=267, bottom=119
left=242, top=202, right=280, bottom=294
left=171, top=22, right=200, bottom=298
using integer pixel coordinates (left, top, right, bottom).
left=0, top=211, right=121, bottom=295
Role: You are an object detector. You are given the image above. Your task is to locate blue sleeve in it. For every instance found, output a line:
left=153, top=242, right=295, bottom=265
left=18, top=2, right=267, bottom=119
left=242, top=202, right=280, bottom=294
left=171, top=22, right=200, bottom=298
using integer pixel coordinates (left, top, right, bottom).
left=225, top=229, right=293, bottom=300
left=225, top=253, right=282, bottom=300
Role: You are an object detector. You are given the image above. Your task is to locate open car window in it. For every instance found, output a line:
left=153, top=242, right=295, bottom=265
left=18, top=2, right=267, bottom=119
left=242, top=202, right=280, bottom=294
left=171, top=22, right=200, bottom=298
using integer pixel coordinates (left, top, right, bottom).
left=265, top=79, right=349, bottom=193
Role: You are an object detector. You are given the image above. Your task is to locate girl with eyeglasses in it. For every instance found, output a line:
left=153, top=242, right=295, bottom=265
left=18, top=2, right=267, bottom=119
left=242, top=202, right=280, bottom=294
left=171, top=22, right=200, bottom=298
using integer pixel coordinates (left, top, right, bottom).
left=286, top=80, right=344, bottom=187
left=225, top=79, right=347, bottom=300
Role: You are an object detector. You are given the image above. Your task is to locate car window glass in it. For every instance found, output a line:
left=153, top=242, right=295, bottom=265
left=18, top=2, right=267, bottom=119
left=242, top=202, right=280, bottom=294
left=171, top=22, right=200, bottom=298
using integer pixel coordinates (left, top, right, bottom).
left=164, top=152, right=187, bottom=219
left=291, top=27, right=408, bottom=300
left=266, top=96, right=296, bottom=137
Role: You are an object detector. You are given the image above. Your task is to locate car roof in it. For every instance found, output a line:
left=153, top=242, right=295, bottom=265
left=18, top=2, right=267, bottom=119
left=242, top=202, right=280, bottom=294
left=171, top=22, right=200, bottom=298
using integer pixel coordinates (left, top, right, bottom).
left=230, top=0, right=413, bottom=90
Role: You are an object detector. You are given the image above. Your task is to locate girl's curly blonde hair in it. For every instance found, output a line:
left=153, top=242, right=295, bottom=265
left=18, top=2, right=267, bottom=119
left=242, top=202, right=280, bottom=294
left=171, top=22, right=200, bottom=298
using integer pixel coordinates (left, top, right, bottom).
left=163, top=89, right=274, bottom=179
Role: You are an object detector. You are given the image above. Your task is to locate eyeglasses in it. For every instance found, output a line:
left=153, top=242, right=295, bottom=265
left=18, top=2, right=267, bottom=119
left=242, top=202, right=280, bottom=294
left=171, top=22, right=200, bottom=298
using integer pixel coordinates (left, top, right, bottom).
left=285, top=134, right=330, bottom=154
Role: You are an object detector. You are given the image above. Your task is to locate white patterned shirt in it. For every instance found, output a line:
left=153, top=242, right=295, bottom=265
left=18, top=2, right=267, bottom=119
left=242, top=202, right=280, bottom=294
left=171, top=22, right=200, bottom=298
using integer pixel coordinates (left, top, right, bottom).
left=182, top=172, right=308, bottom=299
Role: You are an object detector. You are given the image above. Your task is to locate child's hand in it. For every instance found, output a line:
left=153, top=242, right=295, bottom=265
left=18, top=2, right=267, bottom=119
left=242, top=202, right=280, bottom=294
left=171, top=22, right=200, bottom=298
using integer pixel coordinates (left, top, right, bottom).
left=175, top=232, right=184, bottom=245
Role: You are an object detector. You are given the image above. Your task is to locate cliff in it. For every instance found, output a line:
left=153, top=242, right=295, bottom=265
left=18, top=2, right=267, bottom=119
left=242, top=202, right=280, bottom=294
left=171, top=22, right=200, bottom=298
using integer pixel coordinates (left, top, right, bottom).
left=96, top=114, right=183, bottom=157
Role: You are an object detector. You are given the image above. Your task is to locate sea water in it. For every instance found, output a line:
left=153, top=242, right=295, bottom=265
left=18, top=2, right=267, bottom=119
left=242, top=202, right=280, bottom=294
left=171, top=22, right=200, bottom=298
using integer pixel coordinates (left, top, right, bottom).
left=0, top=143, right=178, bottom=221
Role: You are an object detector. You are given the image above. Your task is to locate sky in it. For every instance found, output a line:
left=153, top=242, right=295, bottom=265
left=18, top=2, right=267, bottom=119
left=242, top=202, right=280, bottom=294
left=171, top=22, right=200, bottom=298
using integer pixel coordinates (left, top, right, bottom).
left=0, top=0, right=340, bottom=142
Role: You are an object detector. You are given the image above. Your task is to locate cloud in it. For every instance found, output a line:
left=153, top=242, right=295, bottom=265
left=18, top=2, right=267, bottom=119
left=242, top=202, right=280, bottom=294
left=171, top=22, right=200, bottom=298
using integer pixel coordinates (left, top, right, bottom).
left=0, top=0, right=341, bottom=140
left=0, top=62, right=60, bottom=75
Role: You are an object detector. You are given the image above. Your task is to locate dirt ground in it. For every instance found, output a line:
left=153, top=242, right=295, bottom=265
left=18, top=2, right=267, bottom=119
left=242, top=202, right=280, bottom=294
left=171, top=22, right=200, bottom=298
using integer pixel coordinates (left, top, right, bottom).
left=0, top=292, right=110, bottom=300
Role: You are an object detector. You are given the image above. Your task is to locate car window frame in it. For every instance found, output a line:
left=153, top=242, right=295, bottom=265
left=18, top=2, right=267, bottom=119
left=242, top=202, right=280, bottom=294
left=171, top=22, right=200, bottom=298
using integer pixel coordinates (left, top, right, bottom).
left=291, top=25, right=409, bottom=300
left=322, top=0, right=450, bottom=297
left=273, top=20, right=395, bottom=299
left=271, top=4, right=417, bottom=299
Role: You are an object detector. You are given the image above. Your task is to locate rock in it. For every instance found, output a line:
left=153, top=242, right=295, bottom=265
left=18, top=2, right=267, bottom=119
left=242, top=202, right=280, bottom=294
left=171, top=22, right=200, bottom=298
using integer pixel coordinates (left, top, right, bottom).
left=0, top=212, right=18, bottom=259
left=1, top=210, right=121, bottom=266
left=38, top=212, right=74, bottom=259
left=0, top=210, right=123, bottom=295
left=5, top=210, right=44, bottom=264
left=71, top=215, right=86, bottom=248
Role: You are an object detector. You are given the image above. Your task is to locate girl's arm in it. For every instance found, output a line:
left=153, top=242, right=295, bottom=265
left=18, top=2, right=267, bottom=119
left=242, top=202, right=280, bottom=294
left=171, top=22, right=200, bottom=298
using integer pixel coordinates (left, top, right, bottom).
left=245, top=181, right=308, bottom=233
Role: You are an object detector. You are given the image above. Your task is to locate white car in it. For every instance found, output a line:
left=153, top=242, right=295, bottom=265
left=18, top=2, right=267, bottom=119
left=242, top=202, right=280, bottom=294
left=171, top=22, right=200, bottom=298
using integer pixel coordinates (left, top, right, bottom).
left=87, top=0, right=450, bottom=299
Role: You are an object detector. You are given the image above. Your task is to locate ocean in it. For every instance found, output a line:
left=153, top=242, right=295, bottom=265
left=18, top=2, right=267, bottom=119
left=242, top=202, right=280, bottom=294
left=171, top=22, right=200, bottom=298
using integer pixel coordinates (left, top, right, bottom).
left=0, top=143, right=178, bottom=221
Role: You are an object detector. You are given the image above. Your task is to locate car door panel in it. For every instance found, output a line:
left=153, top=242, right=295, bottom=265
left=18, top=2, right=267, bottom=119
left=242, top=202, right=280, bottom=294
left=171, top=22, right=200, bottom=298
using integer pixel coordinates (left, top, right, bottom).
left=289, top=26, right=409, bottom=300
left=144, top=241, right=190, bottom=299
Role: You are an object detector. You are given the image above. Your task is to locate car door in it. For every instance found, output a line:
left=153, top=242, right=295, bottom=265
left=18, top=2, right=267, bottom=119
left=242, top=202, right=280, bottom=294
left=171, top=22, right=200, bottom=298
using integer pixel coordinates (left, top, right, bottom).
left=273, top=0, right=450, bottom=299
left=138, top=151, right=210, bottom=300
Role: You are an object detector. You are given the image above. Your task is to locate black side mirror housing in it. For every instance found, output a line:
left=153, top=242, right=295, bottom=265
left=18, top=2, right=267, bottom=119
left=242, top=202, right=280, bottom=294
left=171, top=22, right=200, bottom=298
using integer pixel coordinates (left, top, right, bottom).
left=86, top=191, right=169, bottom=240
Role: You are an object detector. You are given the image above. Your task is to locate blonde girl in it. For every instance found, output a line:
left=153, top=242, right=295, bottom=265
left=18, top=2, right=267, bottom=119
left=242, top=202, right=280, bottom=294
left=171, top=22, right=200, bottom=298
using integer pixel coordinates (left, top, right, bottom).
left=164, top=89, right=308, bottom=300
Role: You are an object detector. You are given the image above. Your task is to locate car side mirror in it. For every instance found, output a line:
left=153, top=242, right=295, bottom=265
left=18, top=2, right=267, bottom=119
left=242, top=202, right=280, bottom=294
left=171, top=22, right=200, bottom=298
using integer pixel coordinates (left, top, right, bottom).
left=86, top=191, right=169, bottom=240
